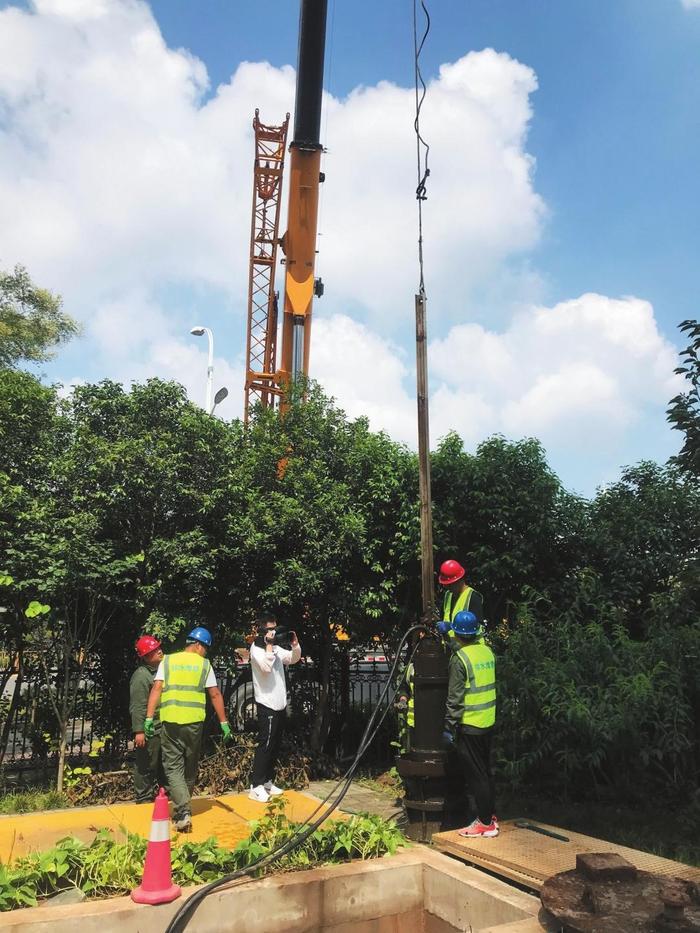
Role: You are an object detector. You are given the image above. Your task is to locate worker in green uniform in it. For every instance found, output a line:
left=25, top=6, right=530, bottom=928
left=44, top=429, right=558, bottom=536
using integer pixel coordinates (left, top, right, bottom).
left=438, top=558, right=484, bottom=629
left=443, top=610, right=498, bottom=838
left=129, top=635, right=165, bottom=803
left=436, top=560, right=486, bottom=827
left=145, top=627, right=231, bottom=832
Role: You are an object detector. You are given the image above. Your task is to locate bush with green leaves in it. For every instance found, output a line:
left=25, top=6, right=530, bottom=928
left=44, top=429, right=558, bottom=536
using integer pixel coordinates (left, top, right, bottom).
left=0, top=799, right=408, bottom=911
left=496, top=606, right=700, bottom=802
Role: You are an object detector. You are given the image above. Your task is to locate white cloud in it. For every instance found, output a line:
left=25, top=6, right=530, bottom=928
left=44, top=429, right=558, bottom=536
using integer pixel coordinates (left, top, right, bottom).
left=311, top=314, right=416, bottom=443
left=0, top=0, right=543, bottom=326
left=429, top=293, right=680, bottom=449
left=681, top=0, right=700, bottom=9
left=0, top=0, right=683, bottom=491
left=306, top=295, right=681, bottom=469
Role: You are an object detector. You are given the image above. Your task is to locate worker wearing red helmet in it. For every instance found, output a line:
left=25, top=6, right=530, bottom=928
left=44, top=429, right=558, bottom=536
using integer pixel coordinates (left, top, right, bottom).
left=438, top=559, right=484, bottom=629
left=436, top=559, right=485, bottom=830
left=129, top=635, right=165, bottom=803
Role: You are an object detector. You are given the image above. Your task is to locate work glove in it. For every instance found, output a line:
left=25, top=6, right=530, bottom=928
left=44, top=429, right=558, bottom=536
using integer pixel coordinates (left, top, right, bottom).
left=436, top=621, right=451, bottom=636
left=220, top=721, right=232, bottom=742
left=144, top=718, right=155, bottom=739
left=394, top=697, right=408, bottom=712
left=441, top=729, right=455, bottom=748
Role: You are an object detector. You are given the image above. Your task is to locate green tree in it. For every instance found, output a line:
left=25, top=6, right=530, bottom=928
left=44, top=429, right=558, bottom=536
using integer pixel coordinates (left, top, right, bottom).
left=667, top=319, right=700, bottom=476
left=4, top=478, right=145, bottom=790
left=0, top=265, right=79, bottom=368
left=51, top=378, right=245, bottom=732
left=0, top=370, right=65, bottom=765
left=431, top=433, right=586, bottom=626
left=237, top=384, right=418, bottom=749
left=586, top=461, right=700, bottom=636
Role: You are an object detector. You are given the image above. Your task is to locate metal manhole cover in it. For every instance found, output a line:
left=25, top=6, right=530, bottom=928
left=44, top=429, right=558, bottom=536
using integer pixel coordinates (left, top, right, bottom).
left=541, top=853, right=700, bottom=932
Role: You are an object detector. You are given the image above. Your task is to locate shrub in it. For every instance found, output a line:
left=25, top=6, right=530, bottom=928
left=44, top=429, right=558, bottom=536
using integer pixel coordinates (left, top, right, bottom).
left=496, top=611, right=700, bottom=802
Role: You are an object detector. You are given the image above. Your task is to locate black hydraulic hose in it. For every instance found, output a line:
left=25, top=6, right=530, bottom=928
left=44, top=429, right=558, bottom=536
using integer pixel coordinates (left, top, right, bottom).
left=164, top=624, right=430, bottom=933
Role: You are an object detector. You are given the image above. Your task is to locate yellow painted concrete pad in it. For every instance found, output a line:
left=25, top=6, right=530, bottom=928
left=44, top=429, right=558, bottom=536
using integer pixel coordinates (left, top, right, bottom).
left=0, top=790, right=337, bottom=863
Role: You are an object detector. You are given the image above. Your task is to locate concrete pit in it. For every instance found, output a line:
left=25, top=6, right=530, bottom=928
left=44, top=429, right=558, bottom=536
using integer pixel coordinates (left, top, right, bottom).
left=0, top=846, right=540, bottom=933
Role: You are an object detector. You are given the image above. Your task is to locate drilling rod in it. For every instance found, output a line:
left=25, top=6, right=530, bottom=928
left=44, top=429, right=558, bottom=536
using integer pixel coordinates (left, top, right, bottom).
left=279, top=0, right=328, bottom=393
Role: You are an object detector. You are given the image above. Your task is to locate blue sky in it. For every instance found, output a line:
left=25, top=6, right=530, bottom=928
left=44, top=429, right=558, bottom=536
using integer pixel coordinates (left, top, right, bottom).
left=148, top=0, right=700, bottom=324
left=1, top=0, right=699, bottom=495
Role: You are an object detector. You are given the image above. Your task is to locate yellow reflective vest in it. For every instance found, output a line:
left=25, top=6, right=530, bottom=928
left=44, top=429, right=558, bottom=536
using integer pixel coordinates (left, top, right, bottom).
left=160, top=651, right=211, bottom=725
left=405, top=662, right=415, bottom=728
left=444, top=587, right=485, bottom=649
left=456, top=642, right=496, bottom=729
left=443, top=587, right=475, bottom=622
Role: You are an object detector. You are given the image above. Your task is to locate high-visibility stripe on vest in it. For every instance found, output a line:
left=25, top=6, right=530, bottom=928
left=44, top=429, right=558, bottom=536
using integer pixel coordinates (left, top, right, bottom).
left=443, top=587, right=474, bottom=622
left=405, top=662, right=415, bottom=728
left=160, top=651, right=211, bottom=724
left=456, top=642, right=496, bottom=729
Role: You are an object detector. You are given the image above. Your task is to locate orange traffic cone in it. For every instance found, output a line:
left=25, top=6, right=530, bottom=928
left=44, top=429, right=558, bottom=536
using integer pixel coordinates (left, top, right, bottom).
left=131, top=787, right=182, bottom=905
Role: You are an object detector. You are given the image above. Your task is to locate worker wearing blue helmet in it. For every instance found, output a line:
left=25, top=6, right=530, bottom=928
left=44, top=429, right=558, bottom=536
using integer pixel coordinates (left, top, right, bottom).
left=145, top=627, right=231, bottom=832
left=443, top=610, right=498, bottom=839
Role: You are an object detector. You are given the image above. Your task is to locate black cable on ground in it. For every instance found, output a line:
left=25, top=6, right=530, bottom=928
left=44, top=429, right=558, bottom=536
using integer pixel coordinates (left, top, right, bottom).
left=164, top=624, right=431, bottom=933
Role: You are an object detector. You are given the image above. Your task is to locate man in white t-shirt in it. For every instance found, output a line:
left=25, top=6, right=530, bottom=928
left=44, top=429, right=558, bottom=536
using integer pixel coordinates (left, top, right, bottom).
left=248, top=610, right=301, bottom=802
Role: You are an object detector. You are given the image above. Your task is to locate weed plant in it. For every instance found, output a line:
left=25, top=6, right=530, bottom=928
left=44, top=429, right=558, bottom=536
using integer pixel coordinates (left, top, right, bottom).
left=0, top=788, right=68, bottom=814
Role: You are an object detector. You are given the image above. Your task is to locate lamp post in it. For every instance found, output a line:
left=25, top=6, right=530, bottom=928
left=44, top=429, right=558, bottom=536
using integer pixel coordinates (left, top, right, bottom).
left=212, top=386, right=229, bottom=416
left=190, top=326, right=214, bottom=415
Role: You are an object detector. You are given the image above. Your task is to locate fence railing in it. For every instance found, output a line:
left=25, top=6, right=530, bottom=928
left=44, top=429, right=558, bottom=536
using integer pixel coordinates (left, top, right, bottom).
left=0, top=654, right=400, bottom=775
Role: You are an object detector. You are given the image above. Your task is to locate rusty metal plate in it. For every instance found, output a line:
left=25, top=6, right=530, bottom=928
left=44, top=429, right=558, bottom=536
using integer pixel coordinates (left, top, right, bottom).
left=432, top=820, right=700, bottom=892
left=541, top=854, right=700, bottom=931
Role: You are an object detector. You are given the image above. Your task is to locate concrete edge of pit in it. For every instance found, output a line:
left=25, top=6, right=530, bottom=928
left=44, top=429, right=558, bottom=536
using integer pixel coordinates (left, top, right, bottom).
left=0, top=846, right=541, bottom=933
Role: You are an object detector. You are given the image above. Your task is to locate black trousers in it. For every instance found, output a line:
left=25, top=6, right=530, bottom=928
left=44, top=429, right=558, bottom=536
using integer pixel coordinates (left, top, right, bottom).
left=251, top=703, right=286, bottom=788
left=454, top=727, right=495, bottom=825
left=443, top=746, right=470, bottom=829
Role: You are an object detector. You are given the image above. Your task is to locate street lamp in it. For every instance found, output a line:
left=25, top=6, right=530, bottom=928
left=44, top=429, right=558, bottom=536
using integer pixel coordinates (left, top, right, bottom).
left=212, top=386, right=229, bottom=416
left=190, top=326, right=213, bottom=415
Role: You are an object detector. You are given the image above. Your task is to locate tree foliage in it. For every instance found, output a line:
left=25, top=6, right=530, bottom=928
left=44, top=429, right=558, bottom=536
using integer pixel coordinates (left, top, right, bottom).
left=0, top=358, right=698, bottom=802
left=667, top=319, right=700, bottom=477
left=0, top=265, right=79, bottom=368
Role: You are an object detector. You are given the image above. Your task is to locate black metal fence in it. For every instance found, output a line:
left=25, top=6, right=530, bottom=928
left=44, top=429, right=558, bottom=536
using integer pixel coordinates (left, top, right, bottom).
left=0, top=653, right=399, bottom=777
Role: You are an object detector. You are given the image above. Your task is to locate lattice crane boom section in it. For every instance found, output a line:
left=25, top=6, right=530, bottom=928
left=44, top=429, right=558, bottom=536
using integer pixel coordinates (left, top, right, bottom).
left=244, top=110, right=290, bottom=424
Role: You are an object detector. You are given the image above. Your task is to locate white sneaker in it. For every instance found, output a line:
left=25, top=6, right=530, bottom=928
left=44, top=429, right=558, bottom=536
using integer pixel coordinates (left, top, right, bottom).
left=264, top=782, right=284, bottom=796
left=249, top=784, right=270, bottom=803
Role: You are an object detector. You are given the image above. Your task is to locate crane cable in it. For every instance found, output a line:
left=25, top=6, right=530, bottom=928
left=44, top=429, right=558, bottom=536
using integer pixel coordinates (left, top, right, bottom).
left=413, top=0, right=431, bottom=295
left=164, top=624, right=429, bottom=933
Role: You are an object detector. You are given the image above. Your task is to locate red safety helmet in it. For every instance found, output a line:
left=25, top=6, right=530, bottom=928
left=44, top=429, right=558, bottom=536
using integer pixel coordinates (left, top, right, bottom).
left=135, top=635, right=161, bottom=658
left=438, top=559, right=466, bottom=586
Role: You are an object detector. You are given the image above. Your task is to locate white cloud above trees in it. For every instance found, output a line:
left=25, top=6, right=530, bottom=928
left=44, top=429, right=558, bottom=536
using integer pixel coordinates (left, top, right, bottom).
left=0, top=0, right=682, bottom=490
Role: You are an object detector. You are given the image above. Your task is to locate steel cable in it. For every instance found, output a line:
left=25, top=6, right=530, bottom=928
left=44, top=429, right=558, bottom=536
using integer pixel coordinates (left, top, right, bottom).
left=413, top=0, right=431, bottom=294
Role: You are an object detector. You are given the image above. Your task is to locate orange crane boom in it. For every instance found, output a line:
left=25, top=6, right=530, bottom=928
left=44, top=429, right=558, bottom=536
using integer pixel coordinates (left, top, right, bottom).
left=243, top=0, right=328, bottom=421
left=278, top=0, right=328, bottom=391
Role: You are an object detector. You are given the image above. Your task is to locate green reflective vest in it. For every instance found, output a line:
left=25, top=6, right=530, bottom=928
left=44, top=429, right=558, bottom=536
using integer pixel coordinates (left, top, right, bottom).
left=405, top=662, right=415, bottom=728
left=456, top=642, right=496, bottom=729
left=443, top=586, right=474, bottom=622
left=160, top=651, right=211, bottom=725
left=444, top=587, right=485, bottom=649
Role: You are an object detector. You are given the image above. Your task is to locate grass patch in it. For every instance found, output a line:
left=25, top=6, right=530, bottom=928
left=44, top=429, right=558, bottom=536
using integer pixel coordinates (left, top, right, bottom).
left=0, top=788, right=69, bottom=815
left=499, top=793, right=700, bottom=867
left=0, top=797, right=408, bottom=911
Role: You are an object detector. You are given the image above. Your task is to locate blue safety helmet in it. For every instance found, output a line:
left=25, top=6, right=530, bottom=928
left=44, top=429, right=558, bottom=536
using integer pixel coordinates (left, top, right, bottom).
left=452, top=611, right=479, bottom=637
left=186, top=626, right=212, bottom=647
